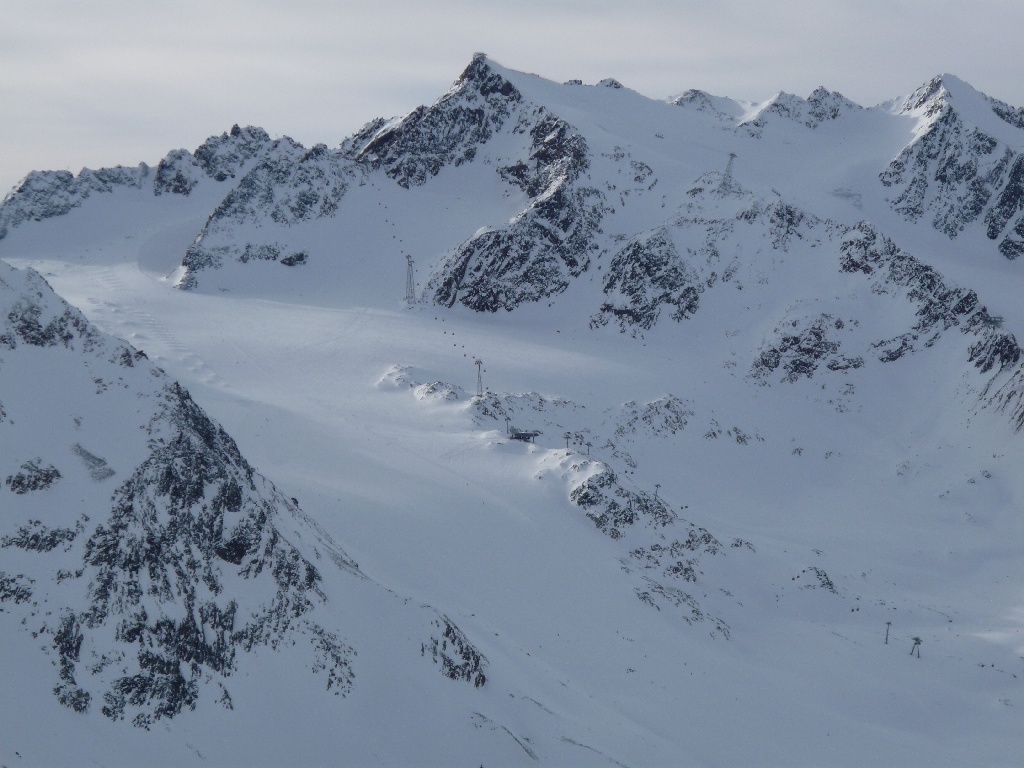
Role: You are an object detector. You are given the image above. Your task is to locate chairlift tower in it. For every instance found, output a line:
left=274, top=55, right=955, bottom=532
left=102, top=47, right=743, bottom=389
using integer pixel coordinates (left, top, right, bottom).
left=475, top=359, right=484, bottom=398
left=404, top=254, right=416, bottom=304
left=981, top=314, right=1004, bottom=328
left=720, top=152, right=737, bottom=193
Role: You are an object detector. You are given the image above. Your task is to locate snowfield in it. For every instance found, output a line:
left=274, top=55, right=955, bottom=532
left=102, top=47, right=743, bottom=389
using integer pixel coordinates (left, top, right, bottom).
left=4, top=56, right=1024, bottom=766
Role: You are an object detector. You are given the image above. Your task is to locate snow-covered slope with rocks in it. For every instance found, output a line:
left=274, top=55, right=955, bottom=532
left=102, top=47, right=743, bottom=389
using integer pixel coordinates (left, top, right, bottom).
left=0, top=262, right=535, bottom=765
left=5, top=55, right=1024, bottom=766
left=0, top=125, right=275, bottom=240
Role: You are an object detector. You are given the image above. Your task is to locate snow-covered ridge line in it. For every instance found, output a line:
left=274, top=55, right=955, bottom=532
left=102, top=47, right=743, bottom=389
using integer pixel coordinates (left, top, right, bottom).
left=0, top=125, right=275, bottom=241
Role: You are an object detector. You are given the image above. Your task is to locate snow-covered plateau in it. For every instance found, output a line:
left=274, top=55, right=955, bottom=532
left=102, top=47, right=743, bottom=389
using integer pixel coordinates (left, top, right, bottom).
left=3, top=55, right=1024, bottom=766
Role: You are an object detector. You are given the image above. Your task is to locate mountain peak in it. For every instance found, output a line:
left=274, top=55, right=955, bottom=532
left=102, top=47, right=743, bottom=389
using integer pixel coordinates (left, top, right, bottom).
left=891, top=73, right=1024, bottom=143
left=742, top=86, right=859, bottom=130
left=454, top=53, right=519, bottom=99
left=896, top=73, right=989, bottom=116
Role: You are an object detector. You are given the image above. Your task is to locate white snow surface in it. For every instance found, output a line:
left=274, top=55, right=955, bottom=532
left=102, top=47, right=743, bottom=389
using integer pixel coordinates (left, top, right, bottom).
left=3, top=56, right=1024, bottom=766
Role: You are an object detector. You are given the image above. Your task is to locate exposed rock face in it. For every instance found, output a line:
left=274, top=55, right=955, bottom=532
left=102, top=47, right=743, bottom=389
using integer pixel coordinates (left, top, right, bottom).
left=752, top=314, right=850, bottom=382
left=563, top=455, right=737, bottom=635
left=594, top=226, right=701, bottom=332
left=0, top=261, right=357, bottom=726
left=358, top=54, right=523, bottom=188
left=5, top=460, right=62, bottom=494
left=838, top=222, right=1020, bottom=372
left=881, top=76, right=1024, bottom=254
left=153, top=150, right=204, bottom=197
left=670, top=89, right=743, bottom=123
left=174, top=54, right=610, bottom=307
left=743, top=216, right=1024, bottom=428
left=192, top=124, right=275, bottom=183
left=152, top=125, right=278, bottom=197
left=593, top=184, right=818, bottom=335
left=427, top=616, right=487, bottom=687
left=2, top=274, right=102, bottom=351
left=409, top=59, right=606, bottom=312
left=613, top=396, right=695, bottom=439
left=69, top=382, right=357, bottom=727
left=0, top=166, right=148, bottom=238
left=180, top=140, right=355, bottom=286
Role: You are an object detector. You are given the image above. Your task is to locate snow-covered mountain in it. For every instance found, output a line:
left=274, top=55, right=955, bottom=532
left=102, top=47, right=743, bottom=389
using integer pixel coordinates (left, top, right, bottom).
left=0, top=261, right=499, bottom=756
left=880, top=74, right=1024, bottom=256
left=4, top=55, right=1024, bottom=766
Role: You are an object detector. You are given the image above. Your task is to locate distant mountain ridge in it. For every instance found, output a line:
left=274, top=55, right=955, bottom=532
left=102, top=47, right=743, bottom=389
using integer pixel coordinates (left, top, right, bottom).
left=6, top=56, right=1024, bottom=279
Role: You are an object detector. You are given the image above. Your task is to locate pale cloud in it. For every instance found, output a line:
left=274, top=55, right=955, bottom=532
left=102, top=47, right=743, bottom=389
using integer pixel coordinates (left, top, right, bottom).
left=3, top=0, right=1023, bottom=194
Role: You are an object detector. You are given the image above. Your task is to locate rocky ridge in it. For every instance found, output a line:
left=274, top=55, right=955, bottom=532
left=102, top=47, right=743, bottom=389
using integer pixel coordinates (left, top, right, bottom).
left=0, top=125, right=276, bottom=242
left=881, top=75, right=1024, bottom=256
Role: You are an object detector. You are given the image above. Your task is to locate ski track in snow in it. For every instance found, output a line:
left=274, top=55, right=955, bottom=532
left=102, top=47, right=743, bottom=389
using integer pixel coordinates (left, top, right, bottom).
left=85, top=266, right=229, bottom=389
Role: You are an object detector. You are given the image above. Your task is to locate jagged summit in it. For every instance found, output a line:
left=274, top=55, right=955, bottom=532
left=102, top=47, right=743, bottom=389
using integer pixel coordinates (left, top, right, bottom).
left=880, top=73, right=1024, bottom=253
left=896, top=73, right=986, bottom=115
left=451, top=52, right=522, bottom=99
left=0, top=124, right=279, bottom=241
left=742, top=86, right=861, bottom=130
left=891, top=72, right=1024, bottom=138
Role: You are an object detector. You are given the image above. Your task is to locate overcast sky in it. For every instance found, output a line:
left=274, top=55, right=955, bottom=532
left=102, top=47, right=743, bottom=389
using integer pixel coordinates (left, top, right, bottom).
left=3, top=0, right=1022, bottom=195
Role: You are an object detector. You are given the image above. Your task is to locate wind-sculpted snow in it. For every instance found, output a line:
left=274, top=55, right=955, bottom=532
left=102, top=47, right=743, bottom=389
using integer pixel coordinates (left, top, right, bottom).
left=387, top=367, right=761, bottom=636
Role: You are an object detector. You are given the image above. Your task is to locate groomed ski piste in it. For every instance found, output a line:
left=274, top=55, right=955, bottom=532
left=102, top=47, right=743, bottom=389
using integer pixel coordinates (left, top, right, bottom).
left=3, top=56, right=1024, bottom=766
